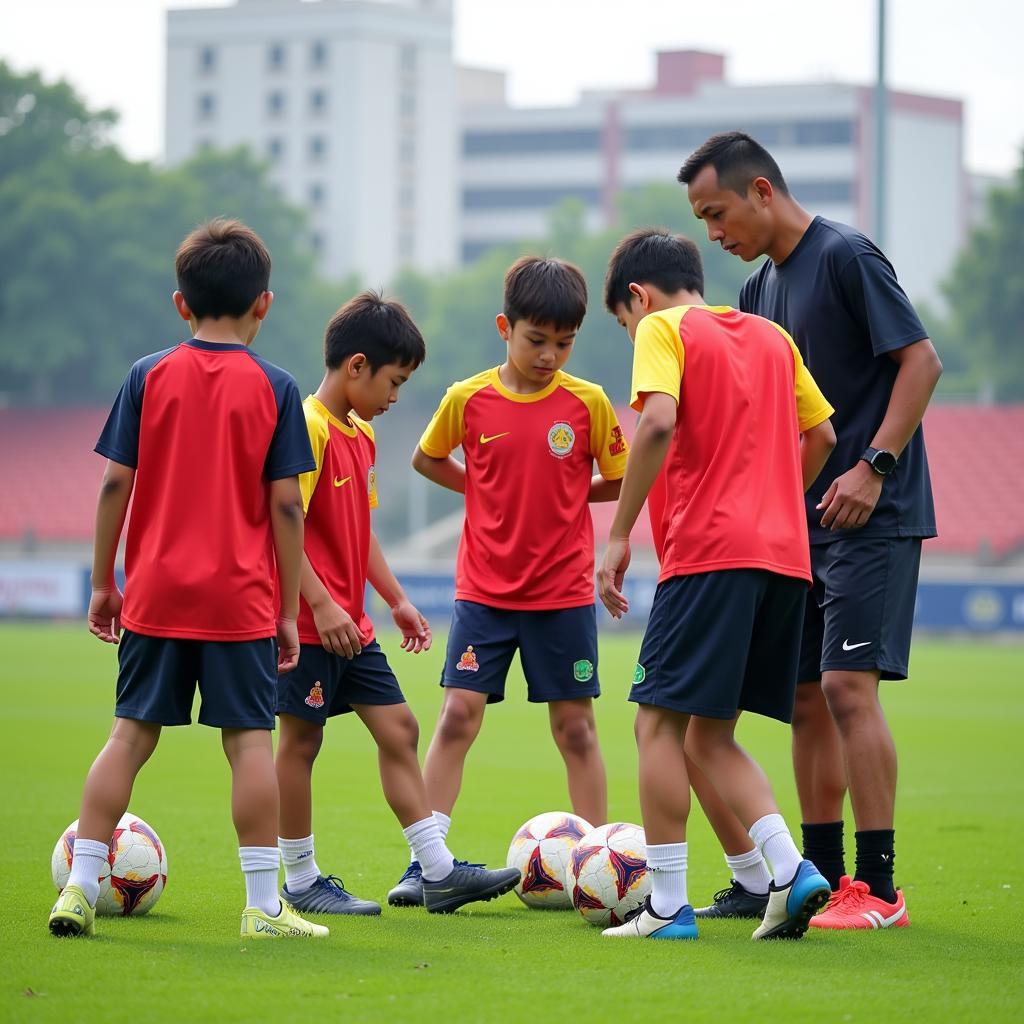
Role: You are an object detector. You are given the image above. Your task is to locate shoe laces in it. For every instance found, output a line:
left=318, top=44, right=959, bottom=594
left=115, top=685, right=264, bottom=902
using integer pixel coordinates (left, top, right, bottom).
left=622, top=896, right=652, bottom=923
left=712, top=880, right=743, bottom=904
left=453, top=859, right=486, bottom=870
left=826, top=879, right=870, bottom=911
left=319, top=874, right=352, bottom=897
left=399, top=861, right=423, bottom=883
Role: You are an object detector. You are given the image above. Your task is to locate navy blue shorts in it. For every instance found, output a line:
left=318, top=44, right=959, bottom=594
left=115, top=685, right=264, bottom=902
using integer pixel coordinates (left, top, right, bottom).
left=115, top=629, right=278, bottom=729
left=276, top=641, right=406, bottom=726
left=442, top=601, right=600, bottom=704
left=799, top=537, right=922, bottom=683
left=629, top=570, right=806, bottom=723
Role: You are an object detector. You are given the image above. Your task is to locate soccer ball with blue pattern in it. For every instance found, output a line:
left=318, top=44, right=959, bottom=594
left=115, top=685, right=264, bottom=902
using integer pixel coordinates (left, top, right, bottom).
left=569, top=822, right=650, bottom=926
left=506, top=811, right=593, bottom=909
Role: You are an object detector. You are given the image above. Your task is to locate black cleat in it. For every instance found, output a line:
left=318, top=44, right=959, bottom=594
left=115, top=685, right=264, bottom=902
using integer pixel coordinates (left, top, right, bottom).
left=423, top=860, right=521, bottom=914
left=694, top=879, right=769, bottom=920
left=387, top=860, right=424, bottom=907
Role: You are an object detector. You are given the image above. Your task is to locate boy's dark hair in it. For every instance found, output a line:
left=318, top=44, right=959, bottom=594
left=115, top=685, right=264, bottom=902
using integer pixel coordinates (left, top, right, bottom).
left=504, top=256, right=588, bottom=331
left=325, top=290, right=426, bottom=371
left=604, top=229, right=705, bottom=313
left=677, top=131, right=789, bottom=197
left=175, top=218, right=272, bottom=319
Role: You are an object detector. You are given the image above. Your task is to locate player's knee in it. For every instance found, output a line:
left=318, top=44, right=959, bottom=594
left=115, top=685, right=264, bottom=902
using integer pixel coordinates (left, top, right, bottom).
left=684, top=722, right=731, bottom=766
left=792, top=686, right=824, bottom=730
left=382, top=707, right=420, bottom=755
left=279, top=723, right=323, bottom=765
left=821, top=673, right=878, bottom=727
left=436, top=692, right=481, bottom=744
left=553, top=713, right=596, bottom=758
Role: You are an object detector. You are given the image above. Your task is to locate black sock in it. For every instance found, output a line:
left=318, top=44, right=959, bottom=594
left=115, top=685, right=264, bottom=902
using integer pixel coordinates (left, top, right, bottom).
left=801, top=821, right=845, bottom=891
left=854, top=829, right=897, bottom=903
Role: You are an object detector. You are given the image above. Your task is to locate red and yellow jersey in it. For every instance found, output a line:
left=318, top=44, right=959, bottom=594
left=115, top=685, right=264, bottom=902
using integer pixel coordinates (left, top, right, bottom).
left=631, top=306, right=833, bottom=585
left=420, top=367, right=629, bottom=609
left=296, top=396, right=378, bottom=644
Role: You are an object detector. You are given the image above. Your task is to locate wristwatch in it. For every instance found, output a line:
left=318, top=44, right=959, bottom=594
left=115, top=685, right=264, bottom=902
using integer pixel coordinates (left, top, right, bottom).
left=860, top=447, right=897, bottom=476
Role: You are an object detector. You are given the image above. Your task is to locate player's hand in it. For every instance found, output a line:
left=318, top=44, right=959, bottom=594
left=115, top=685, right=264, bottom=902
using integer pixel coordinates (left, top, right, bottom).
left=391, top=600, right=432, bottom=654
left=598, top=537, right=631, bottom=619
left=276, top=616, right=300, bottom=673
left=88, top=586, right=124, bottom=644
left=312, top=598, right=364, bottom=659
left=817, top=462, right=884, bottom=531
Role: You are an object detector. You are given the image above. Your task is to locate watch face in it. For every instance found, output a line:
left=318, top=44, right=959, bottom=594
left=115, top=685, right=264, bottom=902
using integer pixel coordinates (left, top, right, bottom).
left=872, top=450, right=897, bottom=475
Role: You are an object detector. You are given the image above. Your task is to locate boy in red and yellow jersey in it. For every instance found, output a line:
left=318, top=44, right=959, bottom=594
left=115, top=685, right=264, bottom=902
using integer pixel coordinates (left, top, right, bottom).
left=387, top=256, right=628, bottom=907
left=274, top=292, right=520, bottom=917
left=597, top=229, right=837, bottom=942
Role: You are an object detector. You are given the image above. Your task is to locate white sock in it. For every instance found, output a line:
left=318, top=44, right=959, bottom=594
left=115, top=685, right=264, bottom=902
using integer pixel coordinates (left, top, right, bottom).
left=278, top=834, right=320, bottom=894
left=645, top=842, right=688, bottom=917
left=403, top=816, right=456, bottom=883
left=239, top=846, right=282, bottom=916
left=410, top=810, right=451, bottom=864
left=67, top=838, right=109, bottom=907
left=749, top=814, right=802, bottom=887
left=725, top=847, right=771, bottom=896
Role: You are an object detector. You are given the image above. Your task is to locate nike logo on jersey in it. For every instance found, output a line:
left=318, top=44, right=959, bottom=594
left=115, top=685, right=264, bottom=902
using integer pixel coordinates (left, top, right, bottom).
left=842, top=639, right=872, bottom=651
left=479, top=432, right=510, bottom=445
left=333, top=476, right=352, bottom=488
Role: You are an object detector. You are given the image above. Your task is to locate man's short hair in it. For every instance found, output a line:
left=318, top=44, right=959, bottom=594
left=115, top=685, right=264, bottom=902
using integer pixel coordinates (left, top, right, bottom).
left=175, top=218, right=271, bottom=319
left=504, top=256, right=588, bottom=331
left=325, top=290, right=426, bottom=371
left=677, top=131, right=789, bottom=197
left=604, top=229, right=705, bottom=313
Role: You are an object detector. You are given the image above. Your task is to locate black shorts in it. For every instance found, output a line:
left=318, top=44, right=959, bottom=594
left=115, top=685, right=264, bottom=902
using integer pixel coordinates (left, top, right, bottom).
left=441, top=600, right=600, bottom=704
left=629, top=570, right=806, bottom=723
left=276, top=641, right=406, bottom=726
left=115, top=629, right=278, bottom=729
left=799, top=537, right=922, bottom=683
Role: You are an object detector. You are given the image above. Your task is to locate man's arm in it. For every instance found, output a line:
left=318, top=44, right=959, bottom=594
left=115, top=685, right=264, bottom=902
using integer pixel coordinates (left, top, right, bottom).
left=412, top=446, right=466, bottom=494
left=597, top=392, right=677, bottom=618
left=270, top=475, right=306, bottom=672
left=801, top=418, right=837, bottom=492
left=819, top=339, right=942, bottom=530
left=589, top=475, right=622, bottom=503
left=88, top=459, right=135, bottom=644
left=367, top=531, right=431, bottom=653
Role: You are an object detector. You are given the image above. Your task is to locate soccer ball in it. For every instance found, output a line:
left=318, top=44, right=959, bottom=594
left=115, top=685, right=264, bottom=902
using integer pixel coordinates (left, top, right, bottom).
left=569, top=822, right=650, bottom=926
left=506, top=811, right=594, bottom=909
left=51, top=812, right=168, bottom=917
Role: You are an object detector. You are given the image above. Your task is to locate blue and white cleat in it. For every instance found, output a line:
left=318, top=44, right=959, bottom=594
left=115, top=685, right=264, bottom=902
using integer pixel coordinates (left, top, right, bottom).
left=602, top=897, right=698, bottom=940
left=282, top=875, right=381, bottom=916
left=387, top=860, right=424, bottom=907
left=752, top=859, right=831, bottom=940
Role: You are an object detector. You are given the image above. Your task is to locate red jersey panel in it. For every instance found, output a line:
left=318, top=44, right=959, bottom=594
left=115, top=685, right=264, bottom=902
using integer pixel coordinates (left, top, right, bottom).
left=419, top=368, right=628, bottom=610
left=296, top=397, right=378, bottom=645
left=96, top=340, right=315, bottom=640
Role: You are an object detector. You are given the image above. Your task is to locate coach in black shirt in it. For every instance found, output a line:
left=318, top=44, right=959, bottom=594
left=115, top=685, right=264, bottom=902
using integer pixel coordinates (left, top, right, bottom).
left=677, top=132, right=942, bottom=931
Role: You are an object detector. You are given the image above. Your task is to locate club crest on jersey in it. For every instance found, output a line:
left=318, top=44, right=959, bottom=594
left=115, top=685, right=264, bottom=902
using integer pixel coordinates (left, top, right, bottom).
left=547, top=421, right=575, bottom=458
left=367, top=465, right=376, bottom=495
left=633, top=664, right=646, bottom=684
left=456, top=645, right=480, bottom=672
left=573, top=659, right=594, bottom=683
left=304, top=682, right=325, bottom=709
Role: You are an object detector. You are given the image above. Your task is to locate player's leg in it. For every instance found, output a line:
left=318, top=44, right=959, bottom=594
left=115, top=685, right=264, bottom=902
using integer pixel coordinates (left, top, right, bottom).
left=547, top=699, right=606, bottom=826
left=422, top=686, right=490, bottom=814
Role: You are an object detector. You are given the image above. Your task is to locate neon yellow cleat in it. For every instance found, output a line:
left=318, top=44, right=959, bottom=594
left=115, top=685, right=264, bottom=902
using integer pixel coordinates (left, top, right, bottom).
left=49, top=884, right=96, bottom=937
left=241, top=901, right=330, bottom=939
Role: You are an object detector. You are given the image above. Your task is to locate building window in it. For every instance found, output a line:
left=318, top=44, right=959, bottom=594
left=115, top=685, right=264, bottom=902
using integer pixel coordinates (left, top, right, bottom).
left=267, top=91, right=286, bottom=117
left=310, top=231, right=323, bottom=253
left=398, top=232, right=415, bottom=262
left=399, top=44, right=417, bottom=72
left=309, top=135, right=327, bottom=161
left=310, top=89, right=328, bottom=116
left=399, top=92, right=416, bottom=117
left=199, top=46, right=217, bottom=74
left=197, top=93, right=216, bottom=120
left=268, top=42, right=286, bottom=72
left=463, top=128, right=602, bottom=156
left=309, top=182, right=325, bottom=206
left=399, top=185, right=415, bottom=210
left=399, top=137, right=415, bottom=163
left=196, top=138, right=214, bottom=152
left=266, top=137, right=284, bottom=160
left=462, top=185, right=603, bottom=210
left=310, top=40, right=329, bottom=69
left=790, top=180, right=854, bottom=203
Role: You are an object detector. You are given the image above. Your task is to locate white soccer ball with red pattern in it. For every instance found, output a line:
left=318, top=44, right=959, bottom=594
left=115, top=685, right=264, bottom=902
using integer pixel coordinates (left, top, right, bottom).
left=569, top=822, right=650, bottom=926
left=506, top=811, right=593, bottom=909
left=51, top=812, right=168, bottom=917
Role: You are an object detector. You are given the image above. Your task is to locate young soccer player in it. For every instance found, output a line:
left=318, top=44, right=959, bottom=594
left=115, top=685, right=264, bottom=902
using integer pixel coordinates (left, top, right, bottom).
left=49, top=219, right=328, bottom=940
left=387, top=256, right=629, bottom=907
left=274, top=292, right=521, bottom=915
left=598, top=229, right=837, bottom=941
left=679, top=132, right=942, bottom=929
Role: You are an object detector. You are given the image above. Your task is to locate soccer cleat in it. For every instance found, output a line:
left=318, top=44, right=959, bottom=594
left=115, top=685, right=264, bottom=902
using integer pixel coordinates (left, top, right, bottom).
left=387, top=860, right=424, bottom=907
left=694, top=879, right=769, bottom=920
left=282, top=875, right=381, bottom=916
left=241, top=900, right=330, bottom=939
left=752, top=860, right=831, bottom=940
left=602, top=897, right=699, bottom=940
left=48, top=884, right=96, bottom=937
left=808, top=875, right=909, bottom=930
left=422, top=860, right=521, bottom=914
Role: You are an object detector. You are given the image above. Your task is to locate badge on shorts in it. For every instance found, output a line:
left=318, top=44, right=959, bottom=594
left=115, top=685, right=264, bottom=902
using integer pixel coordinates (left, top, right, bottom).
left=573, top=659, right=594, bottom=682
left=456, top=645, right=480, bottom=672
left=633, top=664, right=646, bottom=684
left=304, top=682, right=325, bottom=708
left=547, top=421, right=575, bottom=458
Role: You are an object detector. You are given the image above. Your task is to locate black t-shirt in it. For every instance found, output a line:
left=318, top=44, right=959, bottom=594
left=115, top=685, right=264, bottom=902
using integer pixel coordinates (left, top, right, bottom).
left=739, top=216, right=936, bottom=545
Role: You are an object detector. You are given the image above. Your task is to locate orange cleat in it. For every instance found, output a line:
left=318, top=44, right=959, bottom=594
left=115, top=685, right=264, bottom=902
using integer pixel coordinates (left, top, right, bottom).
left=808, top=875, right=909, bottom=930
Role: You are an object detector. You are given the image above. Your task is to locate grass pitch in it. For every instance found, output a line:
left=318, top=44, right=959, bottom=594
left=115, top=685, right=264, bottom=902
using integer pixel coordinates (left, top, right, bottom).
left=1, top=624, right=1022, bottom=1023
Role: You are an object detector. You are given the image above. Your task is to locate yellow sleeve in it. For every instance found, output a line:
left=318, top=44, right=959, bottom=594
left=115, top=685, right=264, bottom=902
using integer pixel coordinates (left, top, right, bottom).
left=771, top=325, right=835, bottom=431
left=298, top=406, right=330, bottom=515
left=630, top=311, right=685, bottom=412
left=588, top=388, right=629, bottom=480
left=418, top=380, right=472, bottom=457
left=354, top=417, right=379, bottom=510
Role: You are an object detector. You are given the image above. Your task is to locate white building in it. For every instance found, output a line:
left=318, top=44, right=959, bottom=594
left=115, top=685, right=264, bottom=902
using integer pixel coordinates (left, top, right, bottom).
left=165, top=0, right=457, bottom=285
left=460, top=51, right=966, bottom=306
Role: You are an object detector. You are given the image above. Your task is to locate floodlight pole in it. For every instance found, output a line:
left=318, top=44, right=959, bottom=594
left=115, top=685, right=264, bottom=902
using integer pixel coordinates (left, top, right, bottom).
left=873, top=0, right=888, bottom=248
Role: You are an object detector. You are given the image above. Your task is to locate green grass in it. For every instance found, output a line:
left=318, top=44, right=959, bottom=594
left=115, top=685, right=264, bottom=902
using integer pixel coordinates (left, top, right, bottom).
left=1, top=624, right=1022, bottom=1022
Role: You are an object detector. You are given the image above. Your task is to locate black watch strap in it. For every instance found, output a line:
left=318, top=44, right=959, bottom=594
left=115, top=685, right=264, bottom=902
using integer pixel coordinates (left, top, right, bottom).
left=861, top=447, right=897, bottom=476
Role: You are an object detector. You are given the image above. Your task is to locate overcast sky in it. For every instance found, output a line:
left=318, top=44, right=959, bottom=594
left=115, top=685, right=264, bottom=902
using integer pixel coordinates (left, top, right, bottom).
left=3, top=0, right=1021, bottom=176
